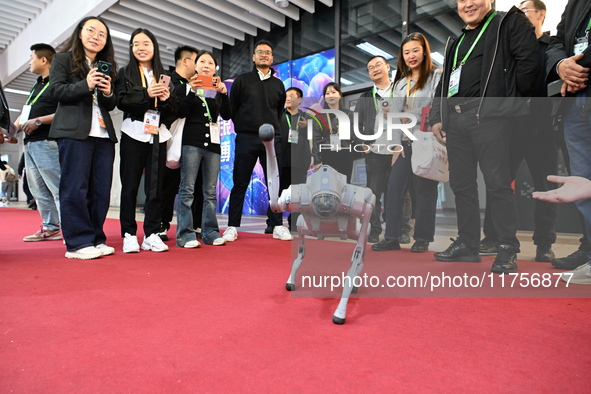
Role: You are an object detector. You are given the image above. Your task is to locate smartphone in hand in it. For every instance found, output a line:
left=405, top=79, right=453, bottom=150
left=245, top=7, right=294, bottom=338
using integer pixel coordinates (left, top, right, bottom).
left=97, top=60, right=112, bottom=76
left=158, top=74, right=171, bottom=87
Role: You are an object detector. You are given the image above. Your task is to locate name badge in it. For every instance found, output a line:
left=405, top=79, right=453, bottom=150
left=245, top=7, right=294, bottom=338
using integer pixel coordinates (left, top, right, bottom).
left=574, top=36, right=589, bottom=56
left=448, top=66, right=462, bottom=97
left=143, top=109, right=160, bottom=135
left=288, top=129, right=299, bottom=144
left=20, top=105, right=32, bottom=125
left=210, top=122, right=220, bottom=144
left=330, top=133, right=340, bottom=151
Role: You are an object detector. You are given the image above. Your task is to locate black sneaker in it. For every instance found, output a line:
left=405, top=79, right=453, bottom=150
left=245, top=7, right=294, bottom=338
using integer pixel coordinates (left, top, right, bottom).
left=411, top=241, right=429, bottom=253
left=491, top=244, right=518, bottom=274
left=535, top=244, right=555, bottom=262
left=264, top=226, right=274, bottom=234
left=372, top=238, right=401, bottom=251
left=552, top=248, right=590, bottom=270
left=399, top=231, right=411, bottom=244
left=368, top=233, right=380, bottom=244
left=435, top=238, right=481, bottom=262
left=479, top=238, right=498, bottom=255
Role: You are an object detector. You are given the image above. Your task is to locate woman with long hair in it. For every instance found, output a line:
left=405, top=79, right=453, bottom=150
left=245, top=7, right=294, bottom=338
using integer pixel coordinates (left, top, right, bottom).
left=312, top=82, right=357, bottom=179
left=115, top=28, right=177, bottom=253
left=49, top=16, right=118, bottom=260
left=372, top=32, right=442, bottom=253
left=175, top=50, right=231, bottom=248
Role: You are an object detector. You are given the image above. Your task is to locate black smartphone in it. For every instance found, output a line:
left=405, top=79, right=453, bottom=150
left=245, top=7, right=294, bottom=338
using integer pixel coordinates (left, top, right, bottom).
left=97, top=60, right=112, bottom=76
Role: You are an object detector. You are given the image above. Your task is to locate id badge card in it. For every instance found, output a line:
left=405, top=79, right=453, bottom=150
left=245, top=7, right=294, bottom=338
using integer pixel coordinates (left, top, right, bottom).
left=20, top=105, right=32, bottom=125
left=143, top=109, right=160, bottom=135
left=288, top=129, right=299, bottom=144
left=574, top=36, right=589, bottom=56
left=330, top=133, right=339, bottom=151
left=210, top=122, right=220, bottom=144
left=448, top=66, right=462, bottom=97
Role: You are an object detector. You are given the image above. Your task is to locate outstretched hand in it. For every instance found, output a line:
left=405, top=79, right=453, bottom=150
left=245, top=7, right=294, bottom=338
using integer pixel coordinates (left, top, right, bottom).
left=532, top=175, right=591, bottom=203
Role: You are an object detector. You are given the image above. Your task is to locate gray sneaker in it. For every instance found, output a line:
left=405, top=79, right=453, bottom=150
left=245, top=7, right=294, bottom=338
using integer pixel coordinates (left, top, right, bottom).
left=561, top=263, right=591, bottom=285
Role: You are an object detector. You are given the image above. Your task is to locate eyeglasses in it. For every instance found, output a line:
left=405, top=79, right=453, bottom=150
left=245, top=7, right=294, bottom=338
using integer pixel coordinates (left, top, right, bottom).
left=519, top=8, right=540, bottom=14
left=184, top=57, right=196, bottom=63
left=367, top=61, right=386, bottom=71
left=84, top=26, right=107, bottom=41
left=255, top=50, right=272, bottom=56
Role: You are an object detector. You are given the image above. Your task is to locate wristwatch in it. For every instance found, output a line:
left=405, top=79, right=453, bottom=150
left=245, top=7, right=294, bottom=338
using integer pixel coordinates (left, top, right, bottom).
left=34, top=118, right=42, bottom=127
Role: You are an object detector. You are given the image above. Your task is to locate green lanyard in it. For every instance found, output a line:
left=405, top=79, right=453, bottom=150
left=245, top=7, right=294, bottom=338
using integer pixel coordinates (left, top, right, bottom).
left=26, top=82, right=50, bottom=105
left=285, top=112, right=301, bottom=129
left=453, top=11, right=497, bottom=69
left=199, top=96, right=212, bottom=122
left=586, top=15, right=591, bottom=35
left=372, top=82, right=394, bottom=112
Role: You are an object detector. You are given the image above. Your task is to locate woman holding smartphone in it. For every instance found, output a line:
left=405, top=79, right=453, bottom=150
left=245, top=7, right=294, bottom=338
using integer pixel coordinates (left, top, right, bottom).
left=371, top=33, right=442, bottom=253
left=49, top=16, right=118, bottom=260
left=175, top=50, right=230, bottom=248
left=115, top=28, right=177, bottom=253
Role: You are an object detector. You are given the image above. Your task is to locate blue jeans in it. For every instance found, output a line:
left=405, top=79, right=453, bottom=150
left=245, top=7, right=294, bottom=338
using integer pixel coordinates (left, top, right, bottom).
left=564, top=96, right=591, bottom=264
left=384, top=143, right=439, bottom=242
left=24, top=140, right=61, bottom=231
left=57, top=137, right=115, bottom=251
left=177, top=145, right=221, bottom=246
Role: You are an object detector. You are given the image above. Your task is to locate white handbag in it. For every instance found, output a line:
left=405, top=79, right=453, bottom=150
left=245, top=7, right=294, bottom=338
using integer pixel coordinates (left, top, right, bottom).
left=410, top=106, right=449, bottom=182
left=165, top=84, right=191, bottom=169
left=165, top=117, right=186, bottom=169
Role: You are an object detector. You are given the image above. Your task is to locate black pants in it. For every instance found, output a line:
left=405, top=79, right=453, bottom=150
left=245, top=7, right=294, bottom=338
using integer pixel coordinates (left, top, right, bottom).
left=227, top=133, right=282, bottom=228
left=160, top=166, right=203, bottom=231
left=119, top=133, right=166, bottom=237
left=446, top=111, right=519, bottom=251
left=364, top=152, right=392, bottom=236
left=483, top=121, right=559, bottom=246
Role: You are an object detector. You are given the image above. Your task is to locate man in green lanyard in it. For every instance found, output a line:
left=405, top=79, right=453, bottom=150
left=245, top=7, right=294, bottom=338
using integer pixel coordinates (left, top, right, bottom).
left=14, top=43, right=61, bottom=242
left=429, top=0, right=540, bottom=274
left=546, top=0, right=591, bottom=284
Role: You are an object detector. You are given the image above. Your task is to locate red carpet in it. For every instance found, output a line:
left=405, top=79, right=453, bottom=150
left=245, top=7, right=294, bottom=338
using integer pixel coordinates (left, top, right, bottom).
left=1, top=207, right=590, bottom=392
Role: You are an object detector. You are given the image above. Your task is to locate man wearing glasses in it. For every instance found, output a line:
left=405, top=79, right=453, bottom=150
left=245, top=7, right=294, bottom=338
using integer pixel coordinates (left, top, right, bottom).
left=355, top=56, right=396, bottom=245
left=223, top=40, right=289, bottom=242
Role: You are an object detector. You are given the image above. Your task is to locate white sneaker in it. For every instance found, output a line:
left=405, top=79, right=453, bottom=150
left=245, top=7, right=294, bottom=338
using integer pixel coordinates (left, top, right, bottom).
left=142, top=233, right=169, bottom=252
left=561, top=263, right=591, bottom=285
left=222, top=226, right=238, bottom=242
left=95, top=243, right=115, bottom=256
left=65, top=246, right=103, bottom=260
left=273, top=225, right=293, bottom=241
left=212, top=237, right=226, bottom=246
left=123, top=233, right=140, bottom=253
left=184, top=240, right=201, bottom=248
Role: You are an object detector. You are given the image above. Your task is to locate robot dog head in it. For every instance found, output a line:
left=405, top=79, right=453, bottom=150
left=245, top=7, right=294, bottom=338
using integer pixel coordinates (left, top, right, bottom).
left=309, top=166, right=346, bottom=218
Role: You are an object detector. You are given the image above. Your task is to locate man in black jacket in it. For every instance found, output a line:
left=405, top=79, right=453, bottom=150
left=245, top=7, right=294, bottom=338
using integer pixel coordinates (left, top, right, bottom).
left=546, top=0, right=591, bottom=284
left=480, top=0, right=559, bottom=263
left=430, top=0, right=540, bottom=274
left=223, top=40, right=289, bottom=242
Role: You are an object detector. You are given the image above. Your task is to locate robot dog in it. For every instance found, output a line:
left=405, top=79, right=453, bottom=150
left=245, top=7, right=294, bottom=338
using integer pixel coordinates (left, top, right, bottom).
left=259, top=124, right=376, bottom=324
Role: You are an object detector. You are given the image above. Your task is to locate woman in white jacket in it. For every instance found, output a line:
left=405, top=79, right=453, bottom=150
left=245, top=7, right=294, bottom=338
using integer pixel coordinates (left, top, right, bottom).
left=372, top=33, right=442, bottom=254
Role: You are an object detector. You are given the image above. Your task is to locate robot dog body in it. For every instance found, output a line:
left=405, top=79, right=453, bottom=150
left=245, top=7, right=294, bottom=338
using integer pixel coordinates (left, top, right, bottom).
left=260, top=124, right=375, bottom=324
